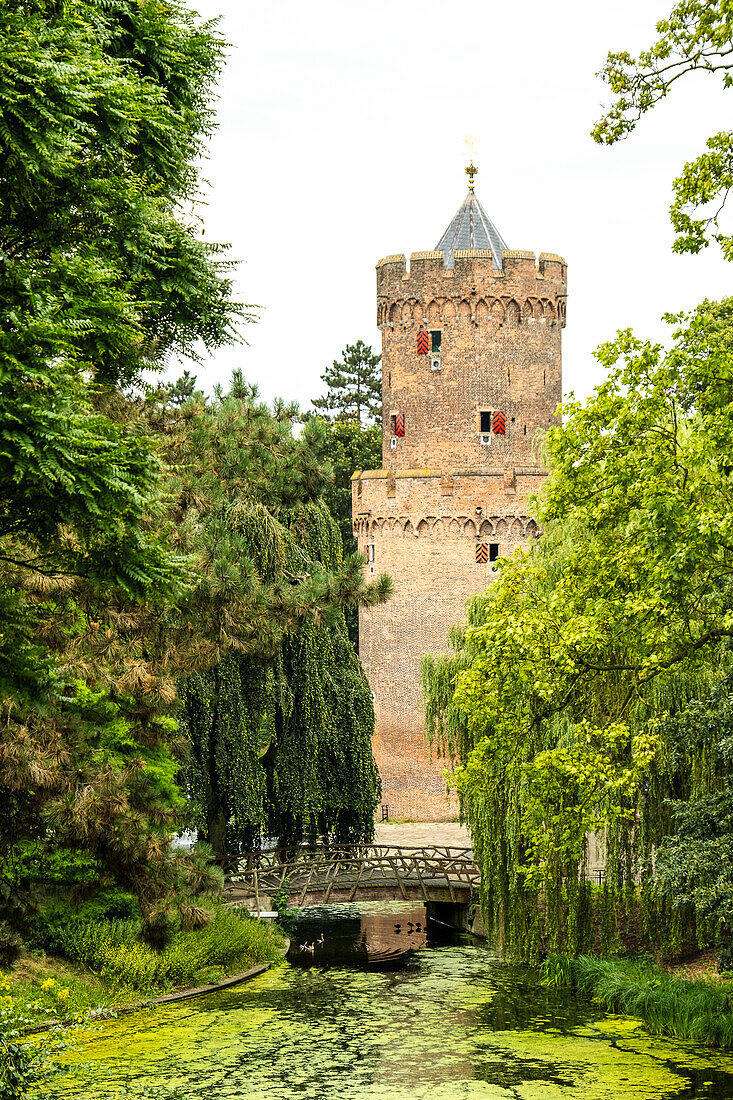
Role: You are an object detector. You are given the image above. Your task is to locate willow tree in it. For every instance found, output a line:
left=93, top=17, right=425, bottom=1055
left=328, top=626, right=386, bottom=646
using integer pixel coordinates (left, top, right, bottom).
left=423, top=305, right=733, bottom=962
left=179, top=502, right=382, bottom=857
left=174, top=384, right=387, bottom=858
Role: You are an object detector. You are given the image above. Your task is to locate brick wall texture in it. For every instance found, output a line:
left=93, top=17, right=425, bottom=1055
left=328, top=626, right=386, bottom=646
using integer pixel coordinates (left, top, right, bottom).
left=353, top=247, right=566, bottom=821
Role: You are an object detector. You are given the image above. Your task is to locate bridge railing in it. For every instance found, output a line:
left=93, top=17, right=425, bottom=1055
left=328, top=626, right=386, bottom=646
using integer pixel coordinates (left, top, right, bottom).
left=217, top=844, right=475, bottom=872
left=219, top=845, right=479, bottom=912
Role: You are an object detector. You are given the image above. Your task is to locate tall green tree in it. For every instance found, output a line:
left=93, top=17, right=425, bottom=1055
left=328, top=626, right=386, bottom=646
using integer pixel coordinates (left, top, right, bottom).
left=317, top=417, right=382, bottom=650
left=1, top=372, right=390, bottom=941
left=422, top=306, right=733, bottom=961
left=311, top=341, right=382, bottom=424
left=652, top=665, right=733, bottom=953
left=0, top=0, right=246, bottom=942
left=0, top=0, right=246, bottom=697
left=169, top=383, right=389, bottom=858
left=593, top=1, right=733, bottom=258
left=178, top=504, right=382, bottom=858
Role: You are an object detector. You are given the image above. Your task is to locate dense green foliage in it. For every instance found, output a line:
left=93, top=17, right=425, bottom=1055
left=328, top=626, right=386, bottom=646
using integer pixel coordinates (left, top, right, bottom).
left=0, top=991, right=67, bottom=1100
left=2, top=376, right=390, bottom=938
left=541, top=953, right=733, bottom=1048
left=422, top=304, right=733, bottom=961
left=314, top=416, right=381, bottom=648
left=0, top=0, right=243, bottom=945
left=317, top=418, right=382, bottom=557
left=42, top=908, right=282, bottom=992
left=311, top=341, right=382, bottom=424
left=653, top=668, right=733, bottom=934
left=593, top=1, right=733, bottom=258
left=175, top=398, right=386, bottom=856
left=0, top=0, right=388, bottom=949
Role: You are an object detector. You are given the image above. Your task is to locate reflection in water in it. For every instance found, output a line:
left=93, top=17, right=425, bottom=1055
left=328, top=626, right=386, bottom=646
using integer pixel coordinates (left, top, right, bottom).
left=61, top=901, right=733, bottom=1099
left=289, top=903, right=428, bottom=968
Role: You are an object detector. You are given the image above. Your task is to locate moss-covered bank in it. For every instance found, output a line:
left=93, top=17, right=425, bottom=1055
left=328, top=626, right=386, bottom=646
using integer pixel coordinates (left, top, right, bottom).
left=6, top=908, right=285, bottom=1031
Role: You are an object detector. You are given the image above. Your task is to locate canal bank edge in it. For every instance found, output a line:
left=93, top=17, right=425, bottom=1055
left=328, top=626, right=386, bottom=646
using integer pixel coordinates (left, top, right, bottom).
left=26, top=937, right=291, bottom=1033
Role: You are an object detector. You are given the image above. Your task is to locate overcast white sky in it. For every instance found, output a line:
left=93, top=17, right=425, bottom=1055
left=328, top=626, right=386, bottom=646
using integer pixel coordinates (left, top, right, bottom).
left=170, top=0, right=733, bottom=410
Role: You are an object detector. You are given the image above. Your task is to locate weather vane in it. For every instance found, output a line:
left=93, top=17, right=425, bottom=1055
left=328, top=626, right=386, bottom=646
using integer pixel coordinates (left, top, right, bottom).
left=464, top=136, right=478, bottom=191
left=465, top=163, right=478, bottom=192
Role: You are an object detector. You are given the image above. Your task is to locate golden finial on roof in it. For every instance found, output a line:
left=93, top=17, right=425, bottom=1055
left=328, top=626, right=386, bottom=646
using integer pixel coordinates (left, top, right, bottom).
left=465, top=163, right=478, bottom=192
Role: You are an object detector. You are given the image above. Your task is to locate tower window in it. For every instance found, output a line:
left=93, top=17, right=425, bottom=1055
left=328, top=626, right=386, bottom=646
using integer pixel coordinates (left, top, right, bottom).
left=365, top=544, right=375, bottom=564
left=480, top=410, right=492, bottom=433
left=430, top=330, right=442, bottom=353
left=476, top=543, right=500, bottom=564
left=390, top=413, right=397, bottom=435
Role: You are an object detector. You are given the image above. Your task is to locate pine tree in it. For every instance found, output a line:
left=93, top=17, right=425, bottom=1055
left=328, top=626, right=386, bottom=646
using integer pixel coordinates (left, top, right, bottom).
left=1, top=377, right=391, bottom=939
left=311, top=341, right=382, bottom=424
left=316, top=417, right=382, bottom=650
left=165, top=371, right=199, bottom=407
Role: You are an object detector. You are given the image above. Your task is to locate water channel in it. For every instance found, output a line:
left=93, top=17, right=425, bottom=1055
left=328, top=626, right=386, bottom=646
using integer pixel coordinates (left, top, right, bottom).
left=63, top=901, right=733, bottom=1099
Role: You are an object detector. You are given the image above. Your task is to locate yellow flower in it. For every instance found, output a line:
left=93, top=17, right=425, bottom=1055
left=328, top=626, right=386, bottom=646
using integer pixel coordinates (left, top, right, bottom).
left=41, top=978, right=56, bottom=992
left=56, top=988, right=70, bottom=1002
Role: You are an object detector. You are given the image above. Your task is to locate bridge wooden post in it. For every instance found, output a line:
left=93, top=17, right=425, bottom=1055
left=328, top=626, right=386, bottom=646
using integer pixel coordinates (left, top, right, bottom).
left=323, top=859, right=340, bottom=904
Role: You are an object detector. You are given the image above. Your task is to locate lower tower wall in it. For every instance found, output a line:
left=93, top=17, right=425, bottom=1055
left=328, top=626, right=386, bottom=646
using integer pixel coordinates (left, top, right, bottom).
left=353, top=467, right=545, bottom=821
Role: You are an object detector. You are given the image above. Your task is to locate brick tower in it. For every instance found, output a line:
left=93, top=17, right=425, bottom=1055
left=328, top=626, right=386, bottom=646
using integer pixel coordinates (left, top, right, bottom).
left=353, top=166, right=567, bottom=820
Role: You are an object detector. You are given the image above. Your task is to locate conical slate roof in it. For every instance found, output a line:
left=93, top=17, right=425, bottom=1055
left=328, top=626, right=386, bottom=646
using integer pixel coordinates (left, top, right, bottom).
left=436, top=174, right=507, bottom=269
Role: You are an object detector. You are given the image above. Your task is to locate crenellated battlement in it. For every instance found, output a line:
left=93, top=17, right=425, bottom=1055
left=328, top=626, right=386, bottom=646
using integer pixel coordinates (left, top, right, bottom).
left=376, top=248, right=567, bottom=330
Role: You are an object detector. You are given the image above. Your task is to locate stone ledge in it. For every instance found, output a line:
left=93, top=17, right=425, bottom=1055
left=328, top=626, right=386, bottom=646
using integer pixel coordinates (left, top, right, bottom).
left=354, top=467, right=547, bottom=480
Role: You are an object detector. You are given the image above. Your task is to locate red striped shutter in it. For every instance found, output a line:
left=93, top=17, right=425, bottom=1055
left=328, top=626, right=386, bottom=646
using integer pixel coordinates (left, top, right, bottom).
left=395, top=413, right=405, bottom=437
left=492, top=410, right=506, bottom=434
left=416, top=330, right=429, bottom=355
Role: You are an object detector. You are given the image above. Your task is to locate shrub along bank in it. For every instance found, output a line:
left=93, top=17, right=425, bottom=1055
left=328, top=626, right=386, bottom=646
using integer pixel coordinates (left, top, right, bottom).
left=541, top=953, right=733, bottom=1049
left=1, top=907, right=284, bottom=1098
left=8, top=906, right=285, bottom=1026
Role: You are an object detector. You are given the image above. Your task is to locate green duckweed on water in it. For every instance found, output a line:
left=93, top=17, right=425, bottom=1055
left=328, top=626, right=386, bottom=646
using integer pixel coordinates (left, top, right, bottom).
left=59, top=902, right=733, bottom=1099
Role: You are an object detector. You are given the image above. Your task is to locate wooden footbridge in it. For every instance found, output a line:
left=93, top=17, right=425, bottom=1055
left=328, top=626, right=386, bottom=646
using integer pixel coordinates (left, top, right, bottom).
left=221, top=845, right=479, bottom=916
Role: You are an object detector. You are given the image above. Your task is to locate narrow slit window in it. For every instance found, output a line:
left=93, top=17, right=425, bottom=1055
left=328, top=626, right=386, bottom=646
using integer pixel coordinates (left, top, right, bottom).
left=480, top=410, right=492, bottom=433
left=390, top=413, right=397, bottom=435
left=430, top=330, right=442, bottom=353
left=489, top=543, right=499, bottom=562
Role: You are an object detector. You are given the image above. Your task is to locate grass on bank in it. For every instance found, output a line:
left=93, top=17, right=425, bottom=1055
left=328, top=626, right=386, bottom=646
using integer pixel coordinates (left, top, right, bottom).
left=541, top=952, right=733, bottom=1049
left=7, top=906, right=285, bottom=1030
